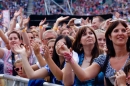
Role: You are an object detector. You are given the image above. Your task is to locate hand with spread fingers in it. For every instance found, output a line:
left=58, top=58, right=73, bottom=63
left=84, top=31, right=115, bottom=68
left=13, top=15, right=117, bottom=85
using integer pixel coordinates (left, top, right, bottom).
left=115, top=70, right=127, bottom=86
left=14, top=7, right=22, bottom=18
left=13, top=44, right=27, bottom=57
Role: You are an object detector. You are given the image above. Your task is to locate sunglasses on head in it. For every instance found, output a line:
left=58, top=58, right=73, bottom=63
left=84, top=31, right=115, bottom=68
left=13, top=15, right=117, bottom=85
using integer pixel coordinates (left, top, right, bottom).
left=14, top=67, right=22, bottom=71
left=109, top=18, right=126, bottom=23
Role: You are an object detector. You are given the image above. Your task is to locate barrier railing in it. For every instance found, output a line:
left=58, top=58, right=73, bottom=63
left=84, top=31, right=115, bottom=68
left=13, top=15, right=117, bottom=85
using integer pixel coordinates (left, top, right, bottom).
left=0, top=74, right=29, bottom=86
left=0, top=74, right=63, bottom=86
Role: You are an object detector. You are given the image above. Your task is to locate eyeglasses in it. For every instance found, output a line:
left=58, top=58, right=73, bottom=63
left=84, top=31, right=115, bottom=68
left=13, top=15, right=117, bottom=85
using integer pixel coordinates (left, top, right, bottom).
left=14, top=67, right=22, bottom=71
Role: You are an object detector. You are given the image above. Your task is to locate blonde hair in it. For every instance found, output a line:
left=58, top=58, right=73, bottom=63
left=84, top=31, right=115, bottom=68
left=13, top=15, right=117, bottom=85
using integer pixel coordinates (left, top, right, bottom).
left=47, top=39, right=56, bottom=46
left=94, top=29, right=105, bottom=35
left=14, top=58, right=22, bottom=66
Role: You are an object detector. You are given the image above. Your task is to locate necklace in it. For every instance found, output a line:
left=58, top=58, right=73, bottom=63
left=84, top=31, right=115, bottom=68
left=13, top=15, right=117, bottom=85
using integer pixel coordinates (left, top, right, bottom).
left=115, top=53, right=129, bottom=60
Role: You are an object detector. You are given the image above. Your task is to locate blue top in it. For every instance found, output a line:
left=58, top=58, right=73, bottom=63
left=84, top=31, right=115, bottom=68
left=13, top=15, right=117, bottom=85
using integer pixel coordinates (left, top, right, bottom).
left=44, top=64, right=63, bottom=85
left=74, top=53, right=104, bottom=86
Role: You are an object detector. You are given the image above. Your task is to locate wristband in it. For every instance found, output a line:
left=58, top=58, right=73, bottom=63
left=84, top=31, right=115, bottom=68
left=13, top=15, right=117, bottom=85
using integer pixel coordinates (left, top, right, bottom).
left=39, top=25, right=42, bottom=29
left=22, top=28, right=27, bottom=32
left=53, top=27, right=58, bottom=31
left=64, top=52, right=73, bottom=63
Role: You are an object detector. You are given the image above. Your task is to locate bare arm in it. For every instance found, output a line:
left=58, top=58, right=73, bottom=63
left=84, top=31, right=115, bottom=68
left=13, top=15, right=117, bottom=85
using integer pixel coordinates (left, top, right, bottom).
left=0, top=29, right=10, bottom=49
left=32, top=42, right=46, bottom=67
left=31, top=64, right=40, bottom=71
left=66, top=57, right=101, bottom=81
left=7, top=8, right=22, bottom=34
left=44, top=45, right=64, bottom=80
left=52, top=16, right=69, bottom=31
left=13, top=45, right=49, bottom=79
left=63, top=63, right=75, bottom=86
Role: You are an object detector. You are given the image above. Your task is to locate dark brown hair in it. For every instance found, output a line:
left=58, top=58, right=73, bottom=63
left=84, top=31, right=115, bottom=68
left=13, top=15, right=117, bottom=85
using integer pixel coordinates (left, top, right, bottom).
left=124, top=61, right=130, bottom=76
left=105, top=20, right=130, bottom=57
left=8, top=30, right=22, bottom=40
left=72, top=26, right=101, bottom=64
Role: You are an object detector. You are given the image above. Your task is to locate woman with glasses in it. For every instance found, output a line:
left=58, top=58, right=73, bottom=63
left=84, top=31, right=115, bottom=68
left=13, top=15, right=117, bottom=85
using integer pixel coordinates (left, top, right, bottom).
left=61, top=20, right=130, bottom=86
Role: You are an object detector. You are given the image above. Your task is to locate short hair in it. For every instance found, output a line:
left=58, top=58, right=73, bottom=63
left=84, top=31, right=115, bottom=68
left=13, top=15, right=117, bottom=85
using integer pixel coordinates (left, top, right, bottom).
left=42, top=30, right=57, bottom=39
left=93, top=16, right=105, bottom=23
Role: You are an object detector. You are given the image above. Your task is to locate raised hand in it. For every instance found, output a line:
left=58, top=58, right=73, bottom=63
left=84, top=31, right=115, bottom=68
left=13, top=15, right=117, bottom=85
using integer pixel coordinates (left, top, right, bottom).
left=55, top=41, right=70, bottom=56
left=14, top=7, right=22, bottom=18
left=43, top=45, right=50, bottom=60
left=67, top=18, right=76, bottom=26
left=31, top=42, right=40, bottom=55
left=13, top=44, right=26, bottom=54
left=57, top=16, right=69, bottom=23
left=39, top=18, right=46, bottom=26
left=22, top=17, right=30, bottom=28
left=115, top=70, right=126, bottom=86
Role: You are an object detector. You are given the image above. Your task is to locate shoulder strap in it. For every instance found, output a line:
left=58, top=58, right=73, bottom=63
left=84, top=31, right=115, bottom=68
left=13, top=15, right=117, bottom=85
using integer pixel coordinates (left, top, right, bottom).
left=102, top=55, right=110, bottom=74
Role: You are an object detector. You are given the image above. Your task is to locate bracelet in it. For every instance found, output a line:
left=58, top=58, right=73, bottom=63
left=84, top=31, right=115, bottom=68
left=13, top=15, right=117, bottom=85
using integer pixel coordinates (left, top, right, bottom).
left=53, top=27, right=58, bottom=31
left=39, top=25, right=42, bottom=29
left=64, top=52, right=73, bottom=63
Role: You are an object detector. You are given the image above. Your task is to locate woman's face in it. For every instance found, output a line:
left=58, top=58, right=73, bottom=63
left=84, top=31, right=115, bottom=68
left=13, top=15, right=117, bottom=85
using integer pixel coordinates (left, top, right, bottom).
left=109, top=23, right=128, bottom=46
left=48, top=41, right=55, bottom=58
left=80, top=28, right=96, bottom=46
left=96, top=33, right=106, bottom=49
left=8, top=33, right=21, bottom=48
left=27, top=33, right=34, bottom=44
left=14, top=62, right=26, bottom=77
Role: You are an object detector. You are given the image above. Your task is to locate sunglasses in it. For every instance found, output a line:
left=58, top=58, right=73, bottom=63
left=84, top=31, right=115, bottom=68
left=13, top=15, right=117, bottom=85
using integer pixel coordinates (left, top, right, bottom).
left=14, top=67, right=22, bottom=71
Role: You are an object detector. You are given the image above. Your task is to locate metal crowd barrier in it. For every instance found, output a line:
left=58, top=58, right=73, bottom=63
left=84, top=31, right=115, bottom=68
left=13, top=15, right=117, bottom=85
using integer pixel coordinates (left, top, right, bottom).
left=0, top=74, right=29, bottom=86
left=0, top=74, right=62, bottom=86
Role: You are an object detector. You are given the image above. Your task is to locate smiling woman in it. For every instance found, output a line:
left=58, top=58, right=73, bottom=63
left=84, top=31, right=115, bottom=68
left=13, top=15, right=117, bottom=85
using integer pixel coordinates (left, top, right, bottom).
left=0, top=31, right=23, bottom=76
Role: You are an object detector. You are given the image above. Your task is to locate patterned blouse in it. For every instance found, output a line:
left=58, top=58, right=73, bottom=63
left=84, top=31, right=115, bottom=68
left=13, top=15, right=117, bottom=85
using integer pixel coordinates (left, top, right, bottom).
left=93, top=54, right=130, bottom=85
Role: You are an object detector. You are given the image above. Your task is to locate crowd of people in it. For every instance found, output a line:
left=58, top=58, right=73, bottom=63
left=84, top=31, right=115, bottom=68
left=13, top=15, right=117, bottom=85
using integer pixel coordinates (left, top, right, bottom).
left=0, top=6, right=130, bottom=86
left=32, top=0, right=130, bottom=17
left=0, top=0, right=28, bottom=18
